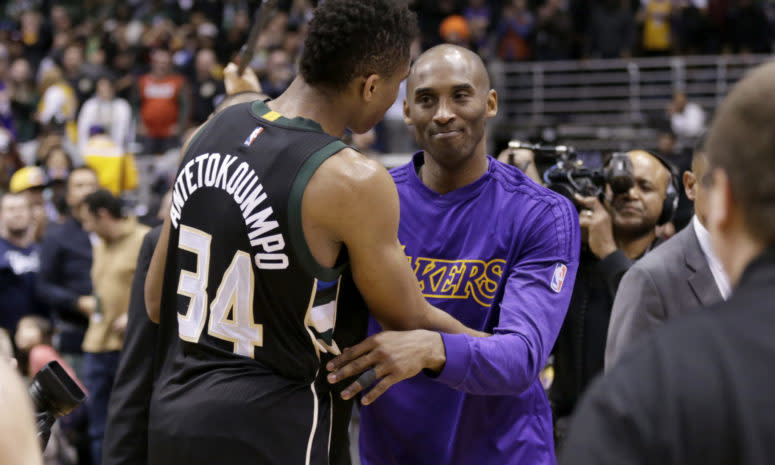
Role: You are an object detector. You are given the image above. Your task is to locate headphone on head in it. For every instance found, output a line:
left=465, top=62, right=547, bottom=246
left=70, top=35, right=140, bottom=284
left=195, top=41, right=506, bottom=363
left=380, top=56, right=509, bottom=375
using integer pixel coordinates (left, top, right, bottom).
left=644, top=150, right=680, bottom=226
left=605, top=150, right=680, bottom=226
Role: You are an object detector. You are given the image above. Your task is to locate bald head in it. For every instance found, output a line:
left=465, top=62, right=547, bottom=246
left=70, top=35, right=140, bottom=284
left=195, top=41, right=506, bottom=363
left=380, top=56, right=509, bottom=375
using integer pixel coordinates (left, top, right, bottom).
left=403, top=43, right=497, bottom=177
left=408, top=44, right=490, bottom=94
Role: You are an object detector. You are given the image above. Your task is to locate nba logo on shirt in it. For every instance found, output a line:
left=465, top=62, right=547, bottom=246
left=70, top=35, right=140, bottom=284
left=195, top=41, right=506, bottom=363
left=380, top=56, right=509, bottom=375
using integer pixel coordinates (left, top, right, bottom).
left=551, top=263, right=567, bottom=293
left=243, top=126, right=264, bottom=147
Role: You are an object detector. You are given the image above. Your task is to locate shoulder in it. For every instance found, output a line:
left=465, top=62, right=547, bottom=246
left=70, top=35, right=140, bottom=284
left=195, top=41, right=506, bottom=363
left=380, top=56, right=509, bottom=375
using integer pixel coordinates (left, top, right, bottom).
left=315, top=147, right=395, bottom=196
left=305, top=147, right=398, bottom=230
left=388, top=156, right=418, bottom=186
left=631, top=225, right=693, bottom=273
left=490, top=157, right=575, bottom=213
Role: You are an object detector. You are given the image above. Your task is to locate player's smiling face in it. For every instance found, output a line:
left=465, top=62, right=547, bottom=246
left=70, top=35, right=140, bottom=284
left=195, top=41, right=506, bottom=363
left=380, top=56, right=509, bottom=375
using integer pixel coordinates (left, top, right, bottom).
left=404, top=48, right=497, bottom=171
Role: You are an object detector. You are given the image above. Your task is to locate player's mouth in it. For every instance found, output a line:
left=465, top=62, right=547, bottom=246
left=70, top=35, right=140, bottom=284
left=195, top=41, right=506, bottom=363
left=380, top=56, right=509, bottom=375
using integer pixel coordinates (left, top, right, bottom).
left=432, top=129, right=462, bottom=139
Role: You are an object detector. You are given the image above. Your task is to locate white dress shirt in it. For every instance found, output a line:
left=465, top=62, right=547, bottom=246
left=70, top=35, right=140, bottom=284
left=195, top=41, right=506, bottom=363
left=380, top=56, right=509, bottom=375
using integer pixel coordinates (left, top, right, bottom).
left=693, top=215, right=732, bottom=300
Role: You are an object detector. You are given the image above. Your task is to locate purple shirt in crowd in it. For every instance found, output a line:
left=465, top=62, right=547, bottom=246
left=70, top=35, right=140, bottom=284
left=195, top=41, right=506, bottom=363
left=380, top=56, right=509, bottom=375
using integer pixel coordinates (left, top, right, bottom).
left=359, top=153, right=581, bottom=465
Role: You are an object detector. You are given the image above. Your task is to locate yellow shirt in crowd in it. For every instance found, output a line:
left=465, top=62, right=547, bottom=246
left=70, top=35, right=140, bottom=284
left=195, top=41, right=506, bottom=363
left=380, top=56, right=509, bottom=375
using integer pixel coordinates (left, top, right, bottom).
left=82, top=218, right=149, bottom=353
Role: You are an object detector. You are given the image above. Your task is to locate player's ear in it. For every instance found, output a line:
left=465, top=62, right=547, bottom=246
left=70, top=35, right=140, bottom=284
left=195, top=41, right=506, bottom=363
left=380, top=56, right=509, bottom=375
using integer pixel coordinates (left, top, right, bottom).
left=362, top=74, right=380, bottom=102
left=403, top=98, right=413, bottom=126
left=486, top=89, right=498, bottom=118
left=683, top=170, right=697, bottom=201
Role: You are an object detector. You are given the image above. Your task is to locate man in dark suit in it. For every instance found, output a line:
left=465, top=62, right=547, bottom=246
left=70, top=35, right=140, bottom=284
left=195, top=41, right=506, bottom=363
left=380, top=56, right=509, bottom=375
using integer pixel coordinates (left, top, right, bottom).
left=559, top=60, right=775, bottom=465
left=102, top=226, right=161, bottom=465
left=604, top=144, right=730, bottom=368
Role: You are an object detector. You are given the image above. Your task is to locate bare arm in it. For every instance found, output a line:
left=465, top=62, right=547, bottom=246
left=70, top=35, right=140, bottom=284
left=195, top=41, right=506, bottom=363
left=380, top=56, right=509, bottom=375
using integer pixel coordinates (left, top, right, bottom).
left=306, top=149, right=487, bottom=337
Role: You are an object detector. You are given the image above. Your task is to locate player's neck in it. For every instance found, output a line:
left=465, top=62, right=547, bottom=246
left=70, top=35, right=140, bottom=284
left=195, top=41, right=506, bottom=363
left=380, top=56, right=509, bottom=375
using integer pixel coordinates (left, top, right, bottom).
left=419, top=150, right=489, bottom=195
left=267, top=77, right=350, bottom=138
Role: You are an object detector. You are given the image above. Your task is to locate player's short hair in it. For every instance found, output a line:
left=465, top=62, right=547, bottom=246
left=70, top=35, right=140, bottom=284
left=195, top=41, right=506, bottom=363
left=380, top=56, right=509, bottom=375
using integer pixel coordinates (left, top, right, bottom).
left=83, top=188, right=125, bottom=219
left=706, top=62, right=775, bottom=245
left=300, top=0, right=417, bottom=91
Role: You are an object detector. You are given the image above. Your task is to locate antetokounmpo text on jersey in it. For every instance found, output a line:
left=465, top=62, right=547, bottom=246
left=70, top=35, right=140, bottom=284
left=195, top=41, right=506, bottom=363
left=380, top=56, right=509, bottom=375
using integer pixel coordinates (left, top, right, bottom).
left=169, top=152, right=289, bottom=270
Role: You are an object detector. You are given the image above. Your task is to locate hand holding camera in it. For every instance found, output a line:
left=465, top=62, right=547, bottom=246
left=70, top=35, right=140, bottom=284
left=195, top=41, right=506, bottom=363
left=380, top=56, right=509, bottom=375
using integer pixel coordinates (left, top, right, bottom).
left=576, top=194, right=618, bottom=259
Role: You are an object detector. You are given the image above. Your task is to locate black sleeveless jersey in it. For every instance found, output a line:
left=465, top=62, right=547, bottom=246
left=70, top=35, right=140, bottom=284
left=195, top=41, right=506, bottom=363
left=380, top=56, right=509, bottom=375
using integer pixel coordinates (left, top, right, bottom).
left=149, top=100, right=369, bottom=465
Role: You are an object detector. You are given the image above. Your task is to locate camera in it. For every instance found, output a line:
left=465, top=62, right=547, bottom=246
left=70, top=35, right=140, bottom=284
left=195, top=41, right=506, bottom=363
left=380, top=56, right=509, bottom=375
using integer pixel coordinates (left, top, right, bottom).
left=28, top=361, right=87, bottom=451
left=507, top=141, right=635, bottom=207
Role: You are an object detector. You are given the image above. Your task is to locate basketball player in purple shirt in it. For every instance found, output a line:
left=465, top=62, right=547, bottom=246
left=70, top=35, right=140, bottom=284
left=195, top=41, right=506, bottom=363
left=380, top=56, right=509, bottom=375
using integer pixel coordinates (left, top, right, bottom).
left=326, top=45, right=581, bottom=464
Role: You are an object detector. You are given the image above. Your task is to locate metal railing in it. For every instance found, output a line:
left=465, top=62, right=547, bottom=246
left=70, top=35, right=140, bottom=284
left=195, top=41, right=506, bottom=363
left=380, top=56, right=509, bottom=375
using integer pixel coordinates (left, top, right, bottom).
left=489, top=54, right=773, bottom=151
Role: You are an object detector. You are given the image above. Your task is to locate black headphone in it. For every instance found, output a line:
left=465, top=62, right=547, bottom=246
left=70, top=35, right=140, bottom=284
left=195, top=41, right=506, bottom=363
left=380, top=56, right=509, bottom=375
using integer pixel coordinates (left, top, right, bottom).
left=604, top=150, right=680, bottom=226
left=646, top=150, right=680, bottom=226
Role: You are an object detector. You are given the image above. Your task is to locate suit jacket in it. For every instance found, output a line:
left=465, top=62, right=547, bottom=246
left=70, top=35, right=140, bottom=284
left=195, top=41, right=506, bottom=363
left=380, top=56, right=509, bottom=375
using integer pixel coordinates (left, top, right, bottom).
left=559, top=247, right=775, bottom=465
left=604, top=222, right=723, bottom=369
left=102, top=226, right=161, bottom=465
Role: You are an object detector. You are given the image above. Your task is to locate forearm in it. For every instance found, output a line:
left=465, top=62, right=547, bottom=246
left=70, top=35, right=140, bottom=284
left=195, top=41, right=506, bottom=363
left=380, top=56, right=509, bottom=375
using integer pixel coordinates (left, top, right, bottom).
left=144, top=217, right=170, bottom=323
left=433, top=332, right=542, bottom=395
left=420, top=304, right=489, bottom=338
left=36, top=278, right=80, bottom=313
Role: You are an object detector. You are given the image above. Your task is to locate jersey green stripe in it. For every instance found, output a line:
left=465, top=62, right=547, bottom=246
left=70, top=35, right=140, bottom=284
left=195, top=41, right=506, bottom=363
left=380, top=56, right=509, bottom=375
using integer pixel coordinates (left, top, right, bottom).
left=288, top=140, right=349, bottom=281
left=250, top=100, right=324, bottom=133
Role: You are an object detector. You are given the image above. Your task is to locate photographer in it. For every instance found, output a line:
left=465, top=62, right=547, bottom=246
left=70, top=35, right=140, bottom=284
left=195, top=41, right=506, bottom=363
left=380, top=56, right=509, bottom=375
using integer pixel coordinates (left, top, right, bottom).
left=550, top=149, right=676, bottom=443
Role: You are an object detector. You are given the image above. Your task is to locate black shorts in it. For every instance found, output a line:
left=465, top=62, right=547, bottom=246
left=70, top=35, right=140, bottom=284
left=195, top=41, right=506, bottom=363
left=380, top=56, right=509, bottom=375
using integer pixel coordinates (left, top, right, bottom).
left=148, top=369, right=336, bottom=465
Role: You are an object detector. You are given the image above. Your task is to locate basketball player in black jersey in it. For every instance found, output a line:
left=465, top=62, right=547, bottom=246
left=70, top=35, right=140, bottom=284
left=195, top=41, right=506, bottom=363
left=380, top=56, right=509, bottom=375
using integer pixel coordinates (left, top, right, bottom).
left=142, top=1, right=488, bottom=464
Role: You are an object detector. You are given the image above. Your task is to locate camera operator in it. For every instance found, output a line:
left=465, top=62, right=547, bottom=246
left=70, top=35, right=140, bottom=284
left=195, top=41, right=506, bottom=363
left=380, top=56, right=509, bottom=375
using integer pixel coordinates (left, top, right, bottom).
left=550, top=149, right=676, bottom=444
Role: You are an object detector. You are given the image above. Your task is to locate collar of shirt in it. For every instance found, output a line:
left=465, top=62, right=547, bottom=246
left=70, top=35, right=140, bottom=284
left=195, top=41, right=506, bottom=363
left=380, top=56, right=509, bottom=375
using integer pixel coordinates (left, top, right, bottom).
left=693, top=215, right=732, bottom=299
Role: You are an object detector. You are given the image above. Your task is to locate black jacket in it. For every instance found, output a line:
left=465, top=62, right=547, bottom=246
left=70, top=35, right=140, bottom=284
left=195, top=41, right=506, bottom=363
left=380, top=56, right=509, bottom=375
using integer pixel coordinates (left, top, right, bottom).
left=560, top=248, right=775, bottom=465
left=551, top=242, right=660, bottom=421
left=102, top=226, right=161, bottom=465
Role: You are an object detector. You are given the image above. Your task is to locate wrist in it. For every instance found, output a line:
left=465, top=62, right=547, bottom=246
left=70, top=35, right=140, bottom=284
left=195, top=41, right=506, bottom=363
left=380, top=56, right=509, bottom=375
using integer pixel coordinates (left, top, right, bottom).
left=594, top=241, right=618, bottom=259
left=424, top=331, right=447, bottom=374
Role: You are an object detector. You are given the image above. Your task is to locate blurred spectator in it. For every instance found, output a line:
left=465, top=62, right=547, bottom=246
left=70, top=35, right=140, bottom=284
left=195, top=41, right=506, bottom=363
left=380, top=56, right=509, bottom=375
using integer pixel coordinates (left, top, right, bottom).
left=729, top=0, right=772, bottom=54
left=19, top=9, right=51, bottom=72
left=77, top=76, right=133, bottom=155
left=0, top=327, right=13, bottom=366
left=62, top=42, right=95, bottom=112
left=40, top=144, right=73, bottom=218
left=36, top=65, right=79, bottom=152
left=605, top=145, right=727, bottom=368
left=14, top=314, right=82, bottom=465
left=102, top=226, right=161, bottom=465
left=496, top=0, right=535, bottom=61
left=259, top=48, right=294, bottom=99
left=439, top=14, right=472, bottom=47
left=534, top=0, right=574, bottom=60
left=638, top=0, right=674, bottom=55
left=8, top=57, right=39, bottom=143
left=677, top=0, right=711, bottom=53
left=464, top=0, right=493, bottom=56
left=36, top=166, right=99, bottom=375
left=668, top=91, right=705, bottom=138
left=216, top=8, right=251, bottom=65
left=0, top=192, right=46, bottom=341
left=135, top=47, right=190, bottom=155
left=586, top=0, right=635, bottom=58
left=0, top=127, right=23, bottom=192
left=189, top=48, right=224, bottom=126
left=551, top=149, right=674, bottom=444
left=0, top=42, right=13, bottom=136
left=0, top=354, right=43, bottom=465
left=83, top=127, right=139, bottom=196
left=79, top=189, right=149, bottom=465
left=497, top=143, right=543, bottom=184
left=9, top=165, right=49, bottom=242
